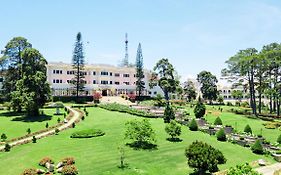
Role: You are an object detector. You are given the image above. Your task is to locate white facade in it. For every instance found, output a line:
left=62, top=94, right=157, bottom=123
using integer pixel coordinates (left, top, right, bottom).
left=47, top=62, right=163, bottom=97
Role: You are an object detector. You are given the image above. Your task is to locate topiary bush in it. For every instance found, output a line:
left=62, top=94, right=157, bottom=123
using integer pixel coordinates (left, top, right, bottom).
left=163, top=104, right=175, bottom=123
left=21, top=168, right=37, bottom=175
left=70, top=129, right=105, bottom=138
left=165, top=120, right=181, bottom=140
left=1, top=133, right=7, bottom=141
left=277, top=134, right=281, bottom=144
left=39, top=157, right=54, bottom=166
left=214, top=117, right=223, bottom=125
left=61, top=165, right=78, bottom=175
left=244, top=124, right=252, bottom=134
left=32, top=136, right=36, bottom=143
left=4, top=143, right=11, bottom=152
left=193, top=100, right=206, bottom=118
left=216, top=128, right=227, bottom=141
left=189, top=119, right=198, bottom=131
left=251, top=140, right=264, bottom=154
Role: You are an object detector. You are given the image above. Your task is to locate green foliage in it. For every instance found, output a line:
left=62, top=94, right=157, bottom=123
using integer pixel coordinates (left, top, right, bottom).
left=26, top=128, right=31, bottom=134
left=214, top=117, right=223, bottom=125
left=185, top=141, right=226, bottom=174
left=231, top=90, right=243, bottom=102
left=71, top=32, right=85, bottom=103
left=227, top=163, right=261, bottom=175
left=163, top=104, right=175, bottom=123
left=244, top=124, right=252, bottom=134
left=61, top=165, right=78, bottom=175
left=183, top=80, right=197, bottom=102
left=165, top=120, right=181, bottom=139
left=55, top=128, right=60, bottom=135
left=217, top=95, right=224, bottom=104
left=99, top=103, right=156, bottom=118
left=277, top=134, right=281, bottom=144
left=4, top=143, right=11, bottom=152
left=45, top=122, right=49, bottom=128
left=71, top=129, right=105, bottom=138
left=251, top=140, right=264, bottom=154
left=125, top=119, right=156, bottom=147
left=153, top=94, right=165, bottom=107
left=135, top=43, right=145, bottom=97
left=189, top=119, right=198, bottom=131
left=197, top=71, right=218, bottom=103
left=1, top=133, right=7, bottom=141
left=32, top=136, right=36, bottom=143
left=216, top=128, right=227, bottom=141
left=193, top=99, right=206, bottom=118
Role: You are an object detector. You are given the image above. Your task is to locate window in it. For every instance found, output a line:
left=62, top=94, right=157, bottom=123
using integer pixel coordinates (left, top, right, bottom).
left=110, top=81, right=112, bottom=84
left=134, top=74, right=136, bottom=77
left=67, top=80, right=70, bottom=83
left=123, top=82, right=130, bottom=85
left=93, top=80, right=97, bottom=84
left=101, top=80, right=108, bottom=84
left=53, top=70, right=63, bottom=74
left=56, top=79, right=60, bottom=83
left=53, top=79, right=55, bottom=83
left=53, top=70, right=56, bottom=74
left=110, top=72, right=112, bottom=76
left=115, top=82, right=120, bottom=85
left=67, top=71, right=69, bottom=75
left=60, top=80, right=62, bottom=83
left=123, top=74, right=130, bottom=77
left=101, top=71, right=108, bottom=76
left=148, top=91, right=151, bottom=95
left=115, top=73, right=120, bottom=77
left=154, top=91, right=157, bottom=95
left=60, top=70, right=62, bottom=74
left=93, top=71, right=96, bottom=75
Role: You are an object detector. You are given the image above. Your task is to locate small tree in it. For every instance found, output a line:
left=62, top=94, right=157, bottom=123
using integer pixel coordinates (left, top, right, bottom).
left=251, top=140, right=263, bottom=154
left=57, top=117, right=61, bottom=123
left=1, top=133, right=7, bottom=141
left=216, top=128, right=227, bottom=141
left=32, top=136, right=37, bottom=143
left=163, top=104, right=175, bottom=123
left=26, top=128, right=31, bottom=134
left=93, top=92, right=102, bottom=103
left=189, top=119, right=198, bottom=131
left=118, top=146, right=126, bottom=168
left=165, top=120, right=181, bottom=140
left=244, top=124, right=252, bottom=134
left=125, top=119, right=156, bottom=148
left=277, top=134, right=281, bottom=144
left=45, top=122, right=49, bottom=128
left=4, top=143, right=11, bottom=152
left=217, top=95, right=224, bottom=104
left=214, top=117, right=223, bottom=125
left=185, top=141, right=226, bottom=174
left=194, top=98, right=206, bottom=118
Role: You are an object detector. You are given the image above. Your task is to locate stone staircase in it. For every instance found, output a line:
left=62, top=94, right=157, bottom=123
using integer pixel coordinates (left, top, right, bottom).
left=100, top=96, right=134, bottom=106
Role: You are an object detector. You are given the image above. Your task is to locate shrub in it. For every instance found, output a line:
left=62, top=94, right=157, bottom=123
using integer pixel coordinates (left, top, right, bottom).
left=39, top=157, right=54, bottom=166
left=189, top=119, right=198, bottom=131
left=226, top=102, right=233, bottom=106
left=72, top=123, right=75, bottom=128
left=57, top=117, right=61, bottom=123
left=251, top=140, right=264, bottom=154
left=21, top=168, right=37, bottom=175
left=26, top=128, right=31, bottom=135
left=216, top=128, right=227, bottom=141
left=227, top=163, right=261, bottom=175
left=81, top=115, right=85, bottom=120
left=241, top=101, right=250, bottom=108
left=71, top=129, right=105, bottom=138
left=194, top=100, right=206, bottom=118
left=125, top=119, right=156, bottom=147
left=277, top=134, right=281, bottom=144
left=93, top=92, right=102, bottom=103
left=185, top=141, right=226, bottom=174
left=55, top=128, right=60, bottom=135
left=61, top=165, right=78, bottom=175
left=45, top=122, right=49, bottom=128
left=165, top=120, right=181, bottom=139
left=163, top=104, right=175, bottom=123
left=4, top=143, right=11, bottom=152
left=214, top=117, right=223, bottom=125
left=62, top=157, right=75, bottom=165
left=32, top=136, right=36, bottom=143
left=244, top=124, right=252, bottom=134
left=1, top=133, right=7, bottom=141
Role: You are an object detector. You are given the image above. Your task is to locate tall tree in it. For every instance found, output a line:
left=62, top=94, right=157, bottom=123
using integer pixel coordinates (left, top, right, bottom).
left=1, top=37, right=32, bottom=102
left=10, top=48, right=50, bottom=116
left=71, top=32, right=85, bottom=103
left=197, top=71, right=218, bottom=104
left=183, top=80, right=197, bottom=102
left=135, top=43, right=145, bottom=97
left=150, top=58, right=179, bottom=102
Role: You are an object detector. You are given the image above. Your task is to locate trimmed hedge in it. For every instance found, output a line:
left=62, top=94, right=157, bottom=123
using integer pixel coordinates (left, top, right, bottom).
left=70, top=129, right=105, bottom=138
left=99, top=103, right=157, bottom=118
left=53, top=96, right=93, bottom=103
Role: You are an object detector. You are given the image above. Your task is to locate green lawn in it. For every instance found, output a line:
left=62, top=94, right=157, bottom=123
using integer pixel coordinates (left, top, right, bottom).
left=0, top=108, right=64, bottom=140
left=0, top=107, right=274, bottom=175
left=202, top=105, right=281, bottom=144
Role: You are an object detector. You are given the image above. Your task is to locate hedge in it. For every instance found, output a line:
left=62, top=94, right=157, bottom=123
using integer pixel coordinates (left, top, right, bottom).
left=53, top=96, right=93, bottom=103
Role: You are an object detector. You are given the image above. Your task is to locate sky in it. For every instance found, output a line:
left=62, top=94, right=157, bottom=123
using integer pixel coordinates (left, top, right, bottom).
left=1, top=0, right=281, bottom=81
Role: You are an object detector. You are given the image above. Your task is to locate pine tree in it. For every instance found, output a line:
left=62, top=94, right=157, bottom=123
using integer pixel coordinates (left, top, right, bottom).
left=135, top=43, right=145, bottom=97
left=71, top=32, right=85, bottom=103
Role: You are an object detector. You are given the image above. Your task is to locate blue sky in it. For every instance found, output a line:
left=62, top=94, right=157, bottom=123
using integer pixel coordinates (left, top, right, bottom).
left=1, top=0, right=281, bottom=80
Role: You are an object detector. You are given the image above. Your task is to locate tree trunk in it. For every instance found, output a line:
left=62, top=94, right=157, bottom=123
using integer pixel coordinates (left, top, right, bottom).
left=270, top=96, right=273, bottom=114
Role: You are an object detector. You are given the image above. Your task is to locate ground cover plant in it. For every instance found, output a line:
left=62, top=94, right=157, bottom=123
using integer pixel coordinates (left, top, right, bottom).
left=0, top=108, right=274, bottom=175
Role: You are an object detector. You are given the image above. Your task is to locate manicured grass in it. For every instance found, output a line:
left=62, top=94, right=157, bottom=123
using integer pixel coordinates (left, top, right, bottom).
left=203, top=105, right=280, bottom=143
left=0, top=108, right=64, bottom=140
left=0, top=108, right=273, bottom=175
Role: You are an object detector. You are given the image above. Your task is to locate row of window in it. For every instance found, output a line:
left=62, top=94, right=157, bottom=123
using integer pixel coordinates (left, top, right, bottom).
left=53, top=79, right=133, bottom=85
left=53, top=70, right=140, bottom=78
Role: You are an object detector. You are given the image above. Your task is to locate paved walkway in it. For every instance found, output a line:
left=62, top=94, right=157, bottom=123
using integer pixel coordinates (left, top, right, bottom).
left=0, top=106, right=80, bottom=151
left=256, top=163, right=281, bottom=175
